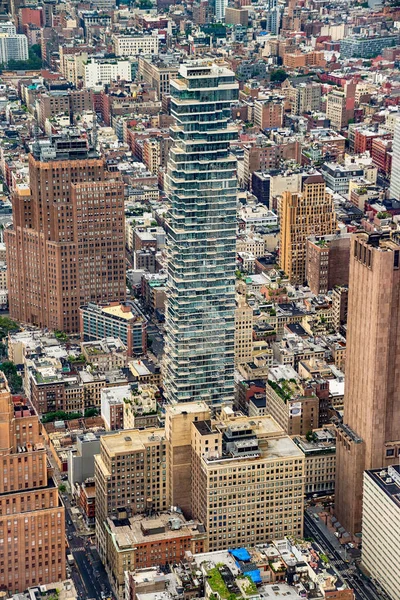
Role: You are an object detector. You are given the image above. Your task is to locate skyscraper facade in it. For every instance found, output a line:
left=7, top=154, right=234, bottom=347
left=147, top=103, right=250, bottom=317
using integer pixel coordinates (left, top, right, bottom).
left=390, top=117, right=400, bottom=200
left=215, top=0, right=228, bottom=20
left=335, top=232, right=400, bottom=535
left=163, top=63, right=238, bottom=407
left=279, top=174, right=337, bottom=284
left=5, top=133, right=126, bottom=333
left=0, top=373, right=66, bottom=592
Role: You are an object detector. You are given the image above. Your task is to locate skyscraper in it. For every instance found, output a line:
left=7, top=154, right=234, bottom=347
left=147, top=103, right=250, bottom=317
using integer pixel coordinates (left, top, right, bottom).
left=163, top=63, right=238, bottom=407
left=0, top=373, right=66, bottom=592
left=390, top=117, right=400, bottom=200
left=279, top=174, right=337, bottom=285
left=5, top=132, right=126, bottom=333
left=335, top=232, right=400, bottom=535
left=215, top=0, right=228, bottom=20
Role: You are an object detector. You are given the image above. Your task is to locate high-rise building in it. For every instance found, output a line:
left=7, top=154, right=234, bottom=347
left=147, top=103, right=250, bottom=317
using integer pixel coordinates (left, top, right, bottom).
left=95, top=402, right=305, bottom=597
left=215, top=0, right=228, bottom=20
left=325, top=81, right=355, bottom=131
left=0, top=373, right=66, bottom=592
left=390, top=117, right=400, bottom=200
left=279, top=175, right=337, bottom=284
left=287, top=81, right=322, bottom=116
left=163, top=62, right=238, bottom=407
left=5, top=132, right=126, bottom=333
left=335, top=232, right=400, bottom=535
left=0, top=23, right=28, bottom=63
left=234, top=294, right=253, bottom=365
left=362, top=465, right=400, bottom=600
left=176, top=404, right=305, bottom=552
left=95, top=427, right=168, bottom=564
left=306, top=233, right=351, bottom=295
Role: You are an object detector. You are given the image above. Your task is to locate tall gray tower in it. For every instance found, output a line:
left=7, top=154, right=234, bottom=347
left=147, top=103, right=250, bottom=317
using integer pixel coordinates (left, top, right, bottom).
left=163, top=62, right=239, bottom=408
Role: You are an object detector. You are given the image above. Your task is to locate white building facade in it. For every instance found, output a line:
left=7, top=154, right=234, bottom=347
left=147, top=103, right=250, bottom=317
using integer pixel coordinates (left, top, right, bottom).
left=113, top=32, right=159, bottom=57
left=84, top=60, right=132, bottom=88
left=362, top=465, right=400, bottom=600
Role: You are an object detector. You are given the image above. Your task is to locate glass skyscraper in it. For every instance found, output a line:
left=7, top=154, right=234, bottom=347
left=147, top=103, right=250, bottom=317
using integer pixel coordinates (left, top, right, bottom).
left=163, top=62, right=239, bottom=407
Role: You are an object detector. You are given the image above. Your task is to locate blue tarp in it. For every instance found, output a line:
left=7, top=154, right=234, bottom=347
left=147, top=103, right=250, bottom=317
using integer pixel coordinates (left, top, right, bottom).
left=244, top=570, right=262, bottom=584
left=229, top=548, right=251, bottom=561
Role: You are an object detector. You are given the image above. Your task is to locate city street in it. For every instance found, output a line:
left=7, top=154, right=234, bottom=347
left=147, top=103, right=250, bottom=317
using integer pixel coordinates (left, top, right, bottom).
left=304, top=512, right=389, bottom=600
left=46, top=443, right=113, bottom=599
left=66, top=502, right=113, bottom=600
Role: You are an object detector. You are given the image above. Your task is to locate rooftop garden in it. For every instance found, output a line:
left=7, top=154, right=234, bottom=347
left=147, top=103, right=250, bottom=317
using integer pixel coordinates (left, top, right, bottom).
left=208, top=568, right=230, bottom=599
left=207, top=568, right=240, bottom=600
left=268, top=378, right=299, bottom=403
left=54, top=330, right=68, bottom=342
left=242, top=576, right=258, bottom=596
left=68, top=353, right=87, bottom=364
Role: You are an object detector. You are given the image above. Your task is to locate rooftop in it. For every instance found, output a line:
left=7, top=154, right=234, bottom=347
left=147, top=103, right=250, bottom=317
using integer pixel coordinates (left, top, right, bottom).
left=365, top=465, right=400, bottom=509
left=99, top=427, right=165, bottom=456
left=106, top=511, right=204, bottom=550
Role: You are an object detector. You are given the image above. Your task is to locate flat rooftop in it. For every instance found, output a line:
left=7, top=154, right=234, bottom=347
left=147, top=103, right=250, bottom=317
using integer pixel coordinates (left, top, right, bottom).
left=102, top=304, right=136, bottom=320
left=165, top=401, right=210, bottom=417
left=365, top=465, right=400, bottom=509
left=107, top=512, right=202, bottom=550
left=99, top=427, right=165, bottom=456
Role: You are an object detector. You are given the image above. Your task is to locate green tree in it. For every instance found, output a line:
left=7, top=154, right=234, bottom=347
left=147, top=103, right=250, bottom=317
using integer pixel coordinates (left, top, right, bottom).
left=0, top=361, right=23, bottom=393
left=0, top=316, right=20, bottom=338
left=84, top=407, right=99, bottom=418
left=30, top=44, right=42, bottom=59
left=54, top=330, right=68, bottom=342
left=270, top=68, right=287, bottom=83
left=41, top=410, right=82, bottom=423
left=58, top=484, right=66, bottom=494
left=6, top=47, right=42, bottom=70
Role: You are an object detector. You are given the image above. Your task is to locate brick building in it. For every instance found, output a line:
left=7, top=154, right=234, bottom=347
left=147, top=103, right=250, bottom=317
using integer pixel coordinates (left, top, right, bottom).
left=306, top=233, right=351, bottom=294
left=38, top=90, right=92, bottom=129
left=353, top=128, right=391, bottom=154
left=371, top=137, right=392, bottom=175
left=254, top=98, right=284, bottom=130
left=5, top=133, right=126, bottom=333
left=0, top=373, right=66, bottom=593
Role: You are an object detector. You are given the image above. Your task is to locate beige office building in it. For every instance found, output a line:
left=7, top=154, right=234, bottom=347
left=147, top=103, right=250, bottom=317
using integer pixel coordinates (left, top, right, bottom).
left=190, top=411, right=305, bottom=551
left=96, top=403, right=305, bottom=594
left=280, top=175, right=337, bottom=284
left=362, top=466, right=400, bottom=600
left=234, top=294, right=254, bottom=366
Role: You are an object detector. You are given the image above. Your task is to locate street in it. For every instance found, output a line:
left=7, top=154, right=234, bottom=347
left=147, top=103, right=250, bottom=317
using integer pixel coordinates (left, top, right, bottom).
left=64, top=496, right=113, bottom=600
left=46, top=445, right=113, bottom=600
left=304, top=512, right=389, bottom=600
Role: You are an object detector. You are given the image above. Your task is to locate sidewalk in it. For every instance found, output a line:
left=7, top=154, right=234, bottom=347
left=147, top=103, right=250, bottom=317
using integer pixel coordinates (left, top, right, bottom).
left=306, top=506, right=349, bottom=561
